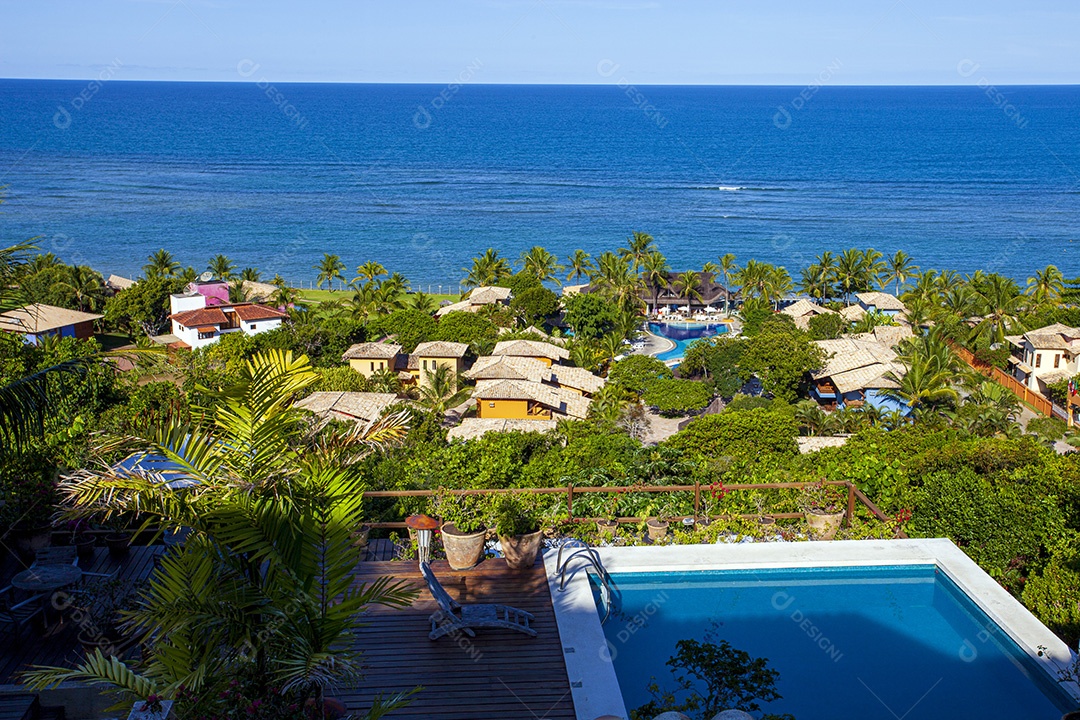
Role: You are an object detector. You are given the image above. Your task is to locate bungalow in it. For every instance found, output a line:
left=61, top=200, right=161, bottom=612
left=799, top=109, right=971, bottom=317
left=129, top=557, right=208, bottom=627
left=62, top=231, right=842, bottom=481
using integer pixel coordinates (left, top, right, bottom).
left=294, top=391, right=400, bottom=424
left=491, top=339, right=570, bottom=367
left=1004, top=323, right=1080, bottom=393
left=780, top=299, right=837, bottom=331
left=854, top=291, right=908, bottom=319
left=106, top=275, right=136, bottom=292
left=465, top=354, right=605, bottom=397
left=411, top=340, right=469, bottom=388
left=472, top=378, right=590, bottom=420
left=0, top=303, right=102, bottom=345
left=810, top=336, right=909, bottom=413
left=342, top=343, right=404, bottom=378
left=447, top=417, right=557, bottom=441
left=435, top=286, right=512, bottom=317
left=169, top=292, right=287, bottom=350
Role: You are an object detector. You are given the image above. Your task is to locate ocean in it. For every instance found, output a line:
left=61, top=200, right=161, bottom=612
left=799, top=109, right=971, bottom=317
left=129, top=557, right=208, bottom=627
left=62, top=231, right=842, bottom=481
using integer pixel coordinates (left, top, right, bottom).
left=1, top=80, right=1078, bottom=289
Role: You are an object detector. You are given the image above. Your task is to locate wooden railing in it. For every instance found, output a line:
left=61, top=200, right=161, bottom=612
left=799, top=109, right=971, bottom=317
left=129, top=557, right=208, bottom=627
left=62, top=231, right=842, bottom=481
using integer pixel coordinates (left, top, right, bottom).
left=363, top=480, right=906, bottom=538
left=949, top=342, right=1056, bottom=417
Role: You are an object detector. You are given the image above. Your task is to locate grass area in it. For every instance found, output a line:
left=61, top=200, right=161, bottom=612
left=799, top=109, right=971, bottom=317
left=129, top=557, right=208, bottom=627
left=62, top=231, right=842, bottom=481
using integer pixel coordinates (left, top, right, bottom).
left=296, top=288, right=461, bottom=306
left=97, top=332, right=135, bottom=351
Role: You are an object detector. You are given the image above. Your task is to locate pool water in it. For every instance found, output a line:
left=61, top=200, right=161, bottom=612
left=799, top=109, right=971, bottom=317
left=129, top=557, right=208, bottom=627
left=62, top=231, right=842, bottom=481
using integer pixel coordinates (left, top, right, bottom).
left=596, top=566, right=1073, bottom=719
left=648, top=321, right=728, bottom=363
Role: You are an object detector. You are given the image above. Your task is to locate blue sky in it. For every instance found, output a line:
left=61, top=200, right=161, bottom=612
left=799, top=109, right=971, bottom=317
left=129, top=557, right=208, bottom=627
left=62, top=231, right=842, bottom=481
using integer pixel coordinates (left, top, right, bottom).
left=1, top=0, right=1077, bottom=84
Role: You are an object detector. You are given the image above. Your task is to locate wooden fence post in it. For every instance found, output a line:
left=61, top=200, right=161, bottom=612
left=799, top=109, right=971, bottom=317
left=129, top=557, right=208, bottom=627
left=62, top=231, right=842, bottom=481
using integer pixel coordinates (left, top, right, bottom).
left=566, top=484, right=574, bottom=521
left=846, top=483, right=855, bottom=528
left=693, top=482, right=701, bottom=518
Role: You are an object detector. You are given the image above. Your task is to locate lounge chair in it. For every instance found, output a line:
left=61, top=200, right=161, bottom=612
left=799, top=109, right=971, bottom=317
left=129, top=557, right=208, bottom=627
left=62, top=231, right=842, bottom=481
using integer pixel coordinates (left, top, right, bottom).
left=420, top=562, right=537, bottom=640
left=33, top=545, right=119, bottom=582
left=0, top=585, right=46, bottom=637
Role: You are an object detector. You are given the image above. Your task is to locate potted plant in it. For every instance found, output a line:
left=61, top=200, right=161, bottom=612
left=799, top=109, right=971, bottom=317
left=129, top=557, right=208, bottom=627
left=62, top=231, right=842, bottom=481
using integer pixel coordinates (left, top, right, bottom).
left=799, top=481, right=846, bottom=540
left=351, top=524, right=371, bottom=551
left=642, top=502, right=670, bottom=542
left=69, top=578, right=144, bottom=657
left=64, top=519, right=97, bottom=562
left=3, top=450, right=61, bottom=559
left=493, top=494, right=542, bottom=571
left=754, top=496, right=776, bottom=527
left=433, top=490, right=487, bottom=570
left=597, top=490, right=621, bottom=539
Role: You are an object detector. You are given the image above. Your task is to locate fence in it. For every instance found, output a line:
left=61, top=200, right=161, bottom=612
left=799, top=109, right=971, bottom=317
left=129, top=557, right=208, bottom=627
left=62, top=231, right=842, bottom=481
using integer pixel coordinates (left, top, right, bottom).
left=949, top=342, right=1056, bottom=417
left=363, top=479, right=905, bottom=538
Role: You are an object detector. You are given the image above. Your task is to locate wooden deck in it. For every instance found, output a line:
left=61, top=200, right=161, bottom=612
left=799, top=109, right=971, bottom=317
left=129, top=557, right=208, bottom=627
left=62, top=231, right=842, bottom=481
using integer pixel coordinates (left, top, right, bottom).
left=1, top=541, right=577, bottom=720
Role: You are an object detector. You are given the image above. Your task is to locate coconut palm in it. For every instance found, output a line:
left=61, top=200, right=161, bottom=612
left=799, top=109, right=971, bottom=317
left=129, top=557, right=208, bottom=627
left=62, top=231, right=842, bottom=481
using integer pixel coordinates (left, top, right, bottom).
left=618, top=231, right=657, bottom=272
left=178, top=266, right=199, bottom=284
left=598, top=332, right=626, bottom=371
left=762, top=265, right=793, bottom=309
left=566, top=249, right=594, bottom=283
left=314, top=253, right=346, bottom=291
left=239, top=267, right=260, bottom=282
left=674, top=270, right=703, bottom=307
left=462, top=249, right=512, bottom=288
left=1027, top=265, right=1065, bottom=307
left=881, top=356, right=959, bottom=410
left=24, top=351, right=417, bottom=716
left=518, top=246, right=564, bottom=285
left=799, top=264, right=831, bottom=304
left=716, top=253, right=739, bottom=313
left=793, top=400, right=827, bottom=436
left=354, top=260, right=388, bottom=287
left=733, top=259, right=770, bottom=300
left=883, top=251, right=918, bottom=294
left=143, top=249, right=181, bottom=280
left=207, top=254, right=235, bottom=281
left=417, top=364, right=471, bottom=416
left=968, top=274, right=1024, bottom=346
left=834, top=248, right=864, bottom=303
left=641, top=251, right=670, bottom=313
left=591, top=251, right=643, bottom=313
left=412, top=292, right=437, bottom=314
left=52, top=265, right=107, bottom=312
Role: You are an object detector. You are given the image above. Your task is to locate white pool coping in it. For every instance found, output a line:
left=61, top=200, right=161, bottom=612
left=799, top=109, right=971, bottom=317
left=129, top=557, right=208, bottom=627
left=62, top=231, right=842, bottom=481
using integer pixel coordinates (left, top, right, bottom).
left=543, top=538, right=1080, bottom=720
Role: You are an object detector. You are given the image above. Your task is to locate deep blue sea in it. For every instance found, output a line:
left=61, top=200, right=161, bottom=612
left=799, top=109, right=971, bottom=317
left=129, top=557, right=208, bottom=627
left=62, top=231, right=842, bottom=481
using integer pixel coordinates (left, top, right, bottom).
left=1, top=80, right=1079, bottom=288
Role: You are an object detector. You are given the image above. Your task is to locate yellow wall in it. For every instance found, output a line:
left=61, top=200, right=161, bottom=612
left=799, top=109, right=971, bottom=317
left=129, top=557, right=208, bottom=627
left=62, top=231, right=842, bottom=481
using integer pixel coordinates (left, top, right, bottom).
left=477, top=398, right=551, bottom=419
left=417, top=356, right=464, bottom=388
left=348, top=358, right=390, bottom=377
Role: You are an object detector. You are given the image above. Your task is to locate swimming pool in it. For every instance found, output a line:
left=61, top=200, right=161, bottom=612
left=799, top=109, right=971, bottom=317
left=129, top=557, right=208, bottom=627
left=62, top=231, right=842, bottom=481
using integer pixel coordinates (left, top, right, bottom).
left=546, top=540, right=1080, bottom=720
left=648, top=321, right=728, bottom=363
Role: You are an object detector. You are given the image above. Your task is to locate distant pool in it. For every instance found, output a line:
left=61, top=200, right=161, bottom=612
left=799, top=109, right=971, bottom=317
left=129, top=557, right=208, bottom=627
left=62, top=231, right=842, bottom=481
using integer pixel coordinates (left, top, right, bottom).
left=648, top=321, right=728, bottom=362
left=596, top=565, right=1074, bottom=719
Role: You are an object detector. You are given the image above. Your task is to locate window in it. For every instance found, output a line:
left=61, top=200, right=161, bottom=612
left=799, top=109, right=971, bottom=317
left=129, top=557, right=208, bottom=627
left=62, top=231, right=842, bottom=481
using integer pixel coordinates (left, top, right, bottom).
left=198, top=330, right=215, bottom=340
left=370, top=362, right=375, bottom=372
left=1055, top=354, right=1061, bottom=369
left=249, top=323, right=256, bottom=330
left=423, top=359, right=428, bottom=370
left=1035, top=354, right=1042, bottom=368
left=488, top=402, right=495, bottom=408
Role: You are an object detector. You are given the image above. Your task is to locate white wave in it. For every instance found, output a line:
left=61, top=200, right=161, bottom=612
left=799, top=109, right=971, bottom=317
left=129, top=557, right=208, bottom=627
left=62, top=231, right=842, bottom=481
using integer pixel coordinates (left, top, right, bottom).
left=717, top=185, right=744, bottom=191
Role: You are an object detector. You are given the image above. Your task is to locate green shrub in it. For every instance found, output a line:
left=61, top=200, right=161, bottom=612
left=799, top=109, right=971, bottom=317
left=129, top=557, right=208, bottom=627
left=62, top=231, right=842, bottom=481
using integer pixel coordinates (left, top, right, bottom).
left=667, top=409, right=798, bottom=462
left=808, top=312, right=847, bottom=340
left=492, top=493, right=541, bottom=537
left=608, top=354, right=673, bottom=395
left=642, top=378, right=714, bottom=417
left=1022, top=536, right=1080, bottom=646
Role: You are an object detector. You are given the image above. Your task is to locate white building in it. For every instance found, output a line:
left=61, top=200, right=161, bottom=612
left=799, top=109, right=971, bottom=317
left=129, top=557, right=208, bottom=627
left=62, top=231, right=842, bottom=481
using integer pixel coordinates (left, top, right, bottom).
left=1005, top=323, right=1080, bottom=393
left=169, top=292, right=287, bottom=350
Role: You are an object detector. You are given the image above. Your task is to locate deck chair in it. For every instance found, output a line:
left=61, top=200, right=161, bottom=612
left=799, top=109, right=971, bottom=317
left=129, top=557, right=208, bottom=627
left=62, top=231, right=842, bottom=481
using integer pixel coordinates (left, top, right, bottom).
left=0, top=585, right=46, bottom=637
left=33, top=545, right=118, bottom=582
left=420, top=562, right=537, bottom=641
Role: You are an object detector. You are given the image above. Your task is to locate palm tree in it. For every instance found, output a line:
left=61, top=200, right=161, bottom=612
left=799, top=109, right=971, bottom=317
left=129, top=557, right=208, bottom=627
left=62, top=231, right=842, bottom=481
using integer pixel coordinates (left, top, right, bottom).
left=354, top=260, right=388, bottom=287
left=566, top=249, right=594, bottom=283
left=591, top=251, right=643, bottom=313
left=834, top=248, right=864, bottom=303
left=618, top=231, right=658, bottom=272
left=143, top=249, right=180, bottom=279
left=716, top=253, right=739, bottom=313
left=860, top=248, right=886, bottom=290
left=412, top=292, right=437, bottom=314
left=518, top=246, right=564, bottom=285
left=25, top=351, right=417, bottom=716
left=762, top=265, right=793, bottom=309
left=178, top=266, right=198, bottom=284
left=51, top=265, right=107, bottom=312
left=239, top=267, right=261, bottom=282
left=881, top=355, right=959, bottom=410
left=883, top=251, right=918, bottom=295
left=462, top=249, right=512, bottom=288
left=799, top=264, right=830, bottom=303
left=207, top=254, right=235, bottom=281
left=674, top=270, right=703, bottom=307
left=314, top=253, right=346, bottom=291
left=641, top=251, right=670, bottom=313
left=968, top=274, right=1024, bottom=345
left=417, top=364, right=471, bottom=416
left=1027, top=265, right=1065, bottom=307
left=733, top=259, right=769, bottom=300
left=598, top=332, right=626, bottom=372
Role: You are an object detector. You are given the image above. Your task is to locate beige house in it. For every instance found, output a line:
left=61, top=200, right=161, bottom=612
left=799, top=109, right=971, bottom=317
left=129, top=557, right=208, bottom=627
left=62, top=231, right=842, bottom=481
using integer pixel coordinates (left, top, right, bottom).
left=491, top=339, right=570, bottom=367
left=435, top=286, right=513, bottom=317
left=781, top=299, right=837, bottom=331
left=342, top=343, right=404, bottom=378
left=294, top=392, right=400, bottom=424
left=473, top=378, right=590, bottom=420
left=0, top=304, right=103, bottom=345
left=412, top=340, right=469, bottom=388
left=1005, top=323, right=1080, bottom=393
left=465, top=354, right=604, bottom=397
left=810, top=336, right=908, bottom=413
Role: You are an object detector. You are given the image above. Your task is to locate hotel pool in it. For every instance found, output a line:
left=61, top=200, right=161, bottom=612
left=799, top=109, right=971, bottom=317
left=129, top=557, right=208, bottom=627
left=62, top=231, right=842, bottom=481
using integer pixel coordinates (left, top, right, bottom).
left=595, top=565, right=1074, bottom=719
left=648, top=321, right=728, bottom=363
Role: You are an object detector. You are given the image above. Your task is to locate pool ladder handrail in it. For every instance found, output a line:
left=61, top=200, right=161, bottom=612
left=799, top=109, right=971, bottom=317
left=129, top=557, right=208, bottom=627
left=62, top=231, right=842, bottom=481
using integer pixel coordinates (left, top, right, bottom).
left=555, top=539, right=618, bottom=624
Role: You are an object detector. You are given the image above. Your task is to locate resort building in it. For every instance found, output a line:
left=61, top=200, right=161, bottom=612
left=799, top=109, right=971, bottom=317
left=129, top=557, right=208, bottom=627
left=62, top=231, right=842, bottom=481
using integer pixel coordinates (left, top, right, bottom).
left=448, top=417, right=558, bottom=441
left=491, top=339, right=570, bottom=367
left=465, top=354, right=605, bottom=397
left=810, top=336, right=909, bottom=413
left=0, top=303, right=102, bottom=344
left=1005, top=323, right=1080, bottom=393
left=105, top=274, right=136, bottom=292
left=435, top=285, right=512, bottom=317
left=854, top=291, right=908, bottom=319
left=472, top=378, right=590, bottom=420
left=640, top=271, right=733, bottom=314
left=780, top=299, right=838, bottom=331
left=839, top=303, right=867, bottom=323
left=411, top=340, right=469, bottom=388
left=168, top=292, right=287, bottom=350
left=293, top=391, right=401, bottom=425
left=342, top=342, right=405, bottom=378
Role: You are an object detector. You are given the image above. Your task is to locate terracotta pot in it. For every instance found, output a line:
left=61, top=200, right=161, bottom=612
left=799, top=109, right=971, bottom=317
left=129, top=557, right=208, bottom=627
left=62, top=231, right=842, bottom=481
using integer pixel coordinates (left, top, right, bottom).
left=498, top=530, right=542, bottom=570
left=105, top=532, right=131, bottom=558
left=441, top=523, right=487, bottom=570
left=74, top=535, right=97, bottom=562
left=646, top=518, right=669, bottom=542
left=352, top=524, right=371, bottom=551
left=757, top=516, right=776, bottom=526
left=597, top=519, right=618, bottom=538
left=805, top=510, right=845, bottom=540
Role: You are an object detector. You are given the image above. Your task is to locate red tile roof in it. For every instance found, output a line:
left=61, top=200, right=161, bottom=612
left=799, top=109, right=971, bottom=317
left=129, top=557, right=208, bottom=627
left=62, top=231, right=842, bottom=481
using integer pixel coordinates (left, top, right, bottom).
left=233, top=304, right=288, bottom=322
left=170, top=307, right=228, bottom=327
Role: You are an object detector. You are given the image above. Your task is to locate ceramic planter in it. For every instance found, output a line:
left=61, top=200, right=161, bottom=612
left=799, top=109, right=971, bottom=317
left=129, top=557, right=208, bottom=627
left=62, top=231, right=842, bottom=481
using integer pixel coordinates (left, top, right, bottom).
left=805, top=510, right=844, bottom=540
left=646, top=518, right=670, bottom=542
left=352, top=524, right=371, bottom=551
left=105, top=532, right=131, bottom=559
left=499, top=530, right=542, bottom=570
left=597, top=519, right=618, bottom=538
left=74, top=535, right=96, bottom=562
left=441, top=522, right=487, bottom=570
